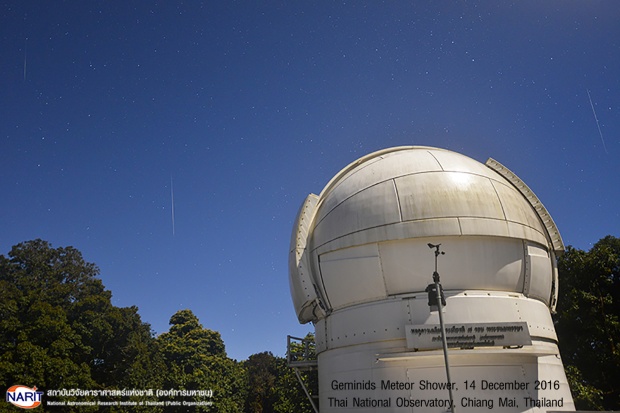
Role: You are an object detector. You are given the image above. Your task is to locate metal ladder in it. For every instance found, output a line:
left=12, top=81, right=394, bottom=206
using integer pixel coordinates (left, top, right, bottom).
left=287, top=335, right=319, bottom=413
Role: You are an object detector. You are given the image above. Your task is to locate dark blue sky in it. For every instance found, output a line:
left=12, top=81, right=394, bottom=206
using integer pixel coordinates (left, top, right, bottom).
left=1, top=1, right=618, bottom=360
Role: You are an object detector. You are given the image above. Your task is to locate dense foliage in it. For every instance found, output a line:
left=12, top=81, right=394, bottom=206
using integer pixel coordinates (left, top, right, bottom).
left=0, top=240, right=162, bottom=412
left=0, top=240, right=313, bottom=412
left=244, top=336, right=317, bottom=413
left=157, top=309, right=246, bottom=412
left=556, top=235, right=620, bottom=411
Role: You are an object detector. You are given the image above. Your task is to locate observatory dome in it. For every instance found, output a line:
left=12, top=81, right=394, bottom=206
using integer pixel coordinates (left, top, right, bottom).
left=288, top=146, right=574, bottom=412
left=290, top=146, right=563, bottom=323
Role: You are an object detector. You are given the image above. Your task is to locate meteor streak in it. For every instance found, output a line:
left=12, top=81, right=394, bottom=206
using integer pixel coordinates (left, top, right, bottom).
left=586, top=89, right=608, bottom=154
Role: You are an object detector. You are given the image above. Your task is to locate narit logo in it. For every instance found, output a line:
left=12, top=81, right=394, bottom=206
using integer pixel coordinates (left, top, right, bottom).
left=6, top=385, right=43, bottom=409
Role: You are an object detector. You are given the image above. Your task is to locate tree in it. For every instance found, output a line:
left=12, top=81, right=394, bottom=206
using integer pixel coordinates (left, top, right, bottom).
left=0, top=239, right=161, bottom=412
left=157, top=309, right=246, bottom=412
left=243, top=334, right=318, bottom=413
left=556, top=235, right=620, bottom=410
left=244, top=352, right=279, bottom=413
left=272, top=358, right=316, bottom=413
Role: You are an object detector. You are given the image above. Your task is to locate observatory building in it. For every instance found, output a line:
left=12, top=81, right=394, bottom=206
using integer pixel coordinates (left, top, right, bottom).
left=288, top=146, right=574, bottom=412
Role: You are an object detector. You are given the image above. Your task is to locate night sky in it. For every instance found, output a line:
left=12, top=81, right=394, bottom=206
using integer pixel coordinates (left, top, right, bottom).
left=1, top=1, right=618, bottom=361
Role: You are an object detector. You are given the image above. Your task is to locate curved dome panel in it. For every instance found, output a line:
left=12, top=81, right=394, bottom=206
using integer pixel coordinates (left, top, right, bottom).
left=311, top=146, right=552, bottom=253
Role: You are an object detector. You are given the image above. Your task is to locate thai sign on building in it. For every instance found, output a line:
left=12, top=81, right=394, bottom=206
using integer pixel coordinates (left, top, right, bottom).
left=406, top=322, right=531, bottom=350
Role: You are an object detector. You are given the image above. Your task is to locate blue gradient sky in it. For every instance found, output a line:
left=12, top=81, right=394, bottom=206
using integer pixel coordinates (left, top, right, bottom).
left=1, top=1, right=618, bottom=360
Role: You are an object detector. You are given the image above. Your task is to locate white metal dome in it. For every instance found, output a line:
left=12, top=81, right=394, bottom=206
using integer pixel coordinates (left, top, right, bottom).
left=289, top=146, right=563, bottom=323
left=288, top=146, right=574, bottom=412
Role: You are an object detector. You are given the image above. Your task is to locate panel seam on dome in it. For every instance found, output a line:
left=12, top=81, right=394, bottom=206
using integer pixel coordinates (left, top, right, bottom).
left=392, top=178, right=403, bottom=223
left=456, top=217, right=464, bottom=235
left=316, top=254, right=333, bottom=312
left=489, top=179, right=508, bottom=221
left=311, top=217, right=548, bottom=253
left=426, top=150, right=444, bottom=171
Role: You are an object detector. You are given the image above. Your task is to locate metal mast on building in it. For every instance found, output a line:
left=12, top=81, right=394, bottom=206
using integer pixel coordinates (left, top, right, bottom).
left=426, top=243, right=455, bottom=413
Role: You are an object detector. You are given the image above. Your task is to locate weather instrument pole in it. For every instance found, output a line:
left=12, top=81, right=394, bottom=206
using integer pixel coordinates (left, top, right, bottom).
left=427, top=243, right=455, bottom=413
